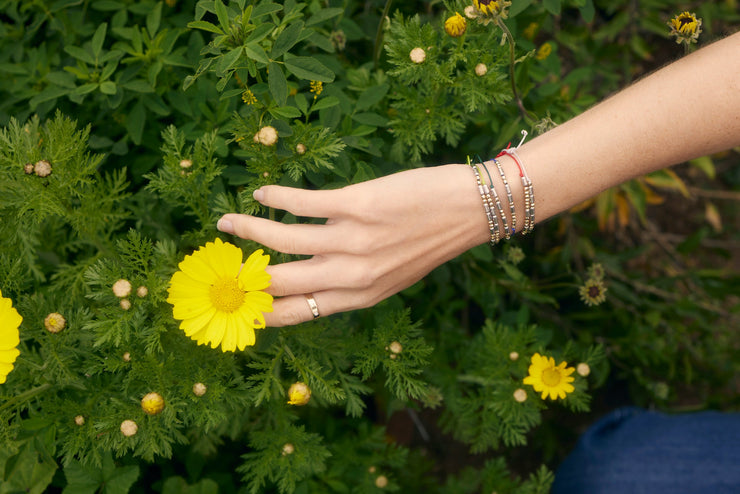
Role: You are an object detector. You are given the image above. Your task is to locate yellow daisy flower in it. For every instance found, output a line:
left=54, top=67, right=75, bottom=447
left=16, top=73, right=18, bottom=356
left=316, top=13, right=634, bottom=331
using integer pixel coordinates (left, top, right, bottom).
left=0, top=289, right=22, bottom=384
left=167, top=238, right=273, bottom=352
left=523, top=353, right=575, bottom=400
left=472, top=0, right=511, bottom=20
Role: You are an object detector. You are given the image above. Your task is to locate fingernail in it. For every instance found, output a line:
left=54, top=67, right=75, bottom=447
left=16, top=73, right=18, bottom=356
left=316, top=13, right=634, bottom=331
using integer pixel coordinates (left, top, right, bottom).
left=253, top=188, right=264, bottom=202
left=217, top=218, right=234, bottom=234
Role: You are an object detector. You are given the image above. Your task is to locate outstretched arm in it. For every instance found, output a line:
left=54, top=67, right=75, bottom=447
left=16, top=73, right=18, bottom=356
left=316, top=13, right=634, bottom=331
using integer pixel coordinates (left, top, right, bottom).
left=217, top=31, right=740, bottom=326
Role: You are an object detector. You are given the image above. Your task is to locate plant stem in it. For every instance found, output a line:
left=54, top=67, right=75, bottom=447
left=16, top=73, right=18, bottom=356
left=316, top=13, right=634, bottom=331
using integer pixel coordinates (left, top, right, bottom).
left=0, top=383, right=52, bottom=413
left=373, top=0, right=394, bottom=70
left=496, top=18, right=533, bottom=123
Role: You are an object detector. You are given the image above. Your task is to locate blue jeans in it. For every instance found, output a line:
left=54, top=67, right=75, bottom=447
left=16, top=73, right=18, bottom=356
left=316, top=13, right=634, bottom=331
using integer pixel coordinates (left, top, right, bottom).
left=552, top=407, right=740, bottom=493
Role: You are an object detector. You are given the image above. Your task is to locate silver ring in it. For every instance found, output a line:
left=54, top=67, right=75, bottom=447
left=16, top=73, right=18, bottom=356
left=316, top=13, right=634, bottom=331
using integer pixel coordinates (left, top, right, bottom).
left=305, top=294, right=320, bottom=319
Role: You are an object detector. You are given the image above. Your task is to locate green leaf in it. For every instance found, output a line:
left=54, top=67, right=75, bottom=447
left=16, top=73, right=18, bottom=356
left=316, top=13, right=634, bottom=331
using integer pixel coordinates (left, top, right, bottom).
left=268, top=62, right=288, bottom=106
left=162, top=477, right=220, bottom=494
left=187, top=20, right=224, bottom=34
left=356, top=83, right=389, bottom=111
left=542, top=0, right=561, bottom=15
left=245, top=23, right=273, bottom=45
left=122, top=79, right=155, bottom=92
left=101, top=60, right=119, bottom=80
left=65, top=46, right=95, bottom=65
left=46, top=71, right=76, bottom=88
left=0, top=443, right=57, bottom=494
left=63, top=453, right=139, bottom=494
left=351, top=112, right=388, bottom=126
left=509, top=0, right=534, bottom=17
left=146, top=1, right=162, bottom=37
left=271, top=21, right=303, bottom=59
left=73, top=83, right=99, bottom=96
left=251, top=2, right=282, bottom=18
left=218, top=47, right=243, bottom=75
left=99, top=81, right=117, bottom=95
left=91, top=0, right=124, bottom=10
left=269, top=106, right=301, bottom=119
left=305, top=7, right=344, bottom=27
left=284, top=56, right=334, bottom=82
left=214, top=0, right=231, bottom=32
left=579, top=0, right=595, bottom=23
left=689, top=156, right=716, bottom=180
left=294, top=93, right=308, bottom=115
left=126, top=100, right=146, bottom=144
left=244, top=44, right=269, bottom=64
left=91, top=23, right=108, bottom=59
left=311, top=96, right=339, bottom=111
left=29, top=86, right=69, bottom=107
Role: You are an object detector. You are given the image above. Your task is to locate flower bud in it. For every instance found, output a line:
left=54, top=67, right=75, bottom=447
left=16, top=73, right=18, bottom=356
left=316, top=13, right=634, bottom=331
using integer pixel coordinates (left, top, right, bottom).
left=120, top=299, right=131, bottom=310
left=577, top=362, right=591, bottom=377
left=179, top=159, right=192, bottom=169
left=409, top=47, right=426, bottom=64
left=112, top=279, right=132, bottom=298
left=141, top=392, right=165, bottom=415
left=389, top=341, right=403, bottom=354
left=44, top=312, right=66, bottom=334
left=136, top=286, right=148, bottom=298
left=120, top=419, right=138, bottom=437
left=513, top=388, right=528, bottom=403
left=296, top=143, right=307, bottom=155
left=254, top=126, right=278, bottom=146
left=475, top=63, right=488, bottom=76
left=287, top=382, right=311, bottom=406
left=375, top=475, right=388, bottom=488
left=282, top=443, right=295, bottom=456
left=24, top=163, right=34, bottom=174
left=444, top=12, right=467, bottom=37
left=509, top=351, right=519, bottom=361
left=34, top=160, right=52, bottom=177
left=192, top=382, right=207, bottom=397
left=74, top=415, right=85, bottom=426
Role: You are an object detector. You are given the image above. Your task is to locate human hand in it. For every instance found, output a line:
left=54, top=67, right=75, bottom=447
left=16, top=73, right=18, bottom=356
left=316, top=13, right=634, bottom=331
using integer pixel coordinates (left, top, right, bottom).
left=216, top=164, right=490, bottom=326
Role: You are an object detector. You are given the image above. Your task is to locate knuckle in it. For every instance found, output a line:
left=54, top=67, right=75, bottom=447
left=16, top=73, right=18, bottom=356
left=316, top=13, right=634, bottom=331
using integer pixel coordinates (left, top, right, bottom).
left=349, top=264, right=378, bottom=289
left=258, top=185, right=281, bottom=207
left=344, top=230, right=376, bottom=255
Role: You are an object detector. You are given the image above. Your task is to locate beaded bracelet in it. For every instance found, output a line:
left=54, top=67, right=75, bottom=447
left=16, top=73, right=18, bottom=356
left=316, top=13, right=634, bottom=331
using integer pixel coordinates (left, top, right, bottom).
left=496, top=131, right=535, bottom=235
left=468, top=157, right=500, bottom=245
left=477, top=156, right=509, bottom=240
left=492, top=158, right=516, bottom=238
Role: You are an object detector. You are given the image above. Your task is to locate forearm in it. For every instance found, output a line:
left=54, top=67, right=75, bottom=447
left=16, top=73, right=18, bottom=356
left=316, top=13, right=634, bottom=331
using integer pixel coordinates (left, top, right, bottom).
left=497, top=31, right=740, bottom=225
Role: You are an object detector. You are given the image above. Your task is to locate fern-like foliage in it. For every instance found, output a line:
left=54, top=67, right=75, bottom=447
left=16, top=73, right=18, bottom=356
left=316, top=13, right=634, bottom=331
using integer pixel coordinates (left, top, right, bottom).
left=384, top=12, right=510, bottom=163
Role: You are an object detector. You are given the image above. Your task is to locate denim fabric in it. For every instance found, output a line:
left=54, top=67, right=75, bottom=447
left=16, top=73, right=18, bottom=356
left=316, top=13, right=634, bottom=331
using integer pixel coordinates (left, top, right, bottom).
left=552, top=407, right=740, bottom=494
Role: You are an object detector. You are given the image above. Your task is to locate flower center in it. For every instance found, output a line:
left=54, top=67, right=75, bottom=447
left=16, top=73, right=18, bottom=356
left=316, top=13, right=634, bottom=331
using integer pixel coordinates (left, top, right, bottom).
left=588, top=285, right=601, bottom=298
left=677, top=15, right=696, bottom=33
left=542, top=368, right=562, bottom=387
left=209, top=278, right=245, bottom=313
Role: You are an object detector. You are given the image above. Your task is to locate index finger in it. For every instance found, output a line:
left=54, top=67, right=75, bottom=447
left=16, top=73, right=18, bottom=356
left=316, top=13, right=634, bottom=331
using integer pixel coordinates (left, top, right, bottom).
left=254, top=185, right=349, bottom=219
